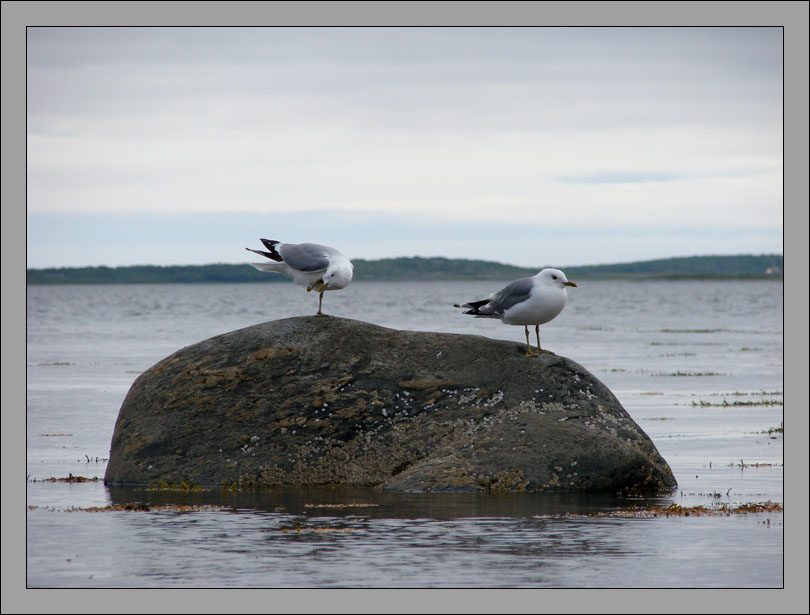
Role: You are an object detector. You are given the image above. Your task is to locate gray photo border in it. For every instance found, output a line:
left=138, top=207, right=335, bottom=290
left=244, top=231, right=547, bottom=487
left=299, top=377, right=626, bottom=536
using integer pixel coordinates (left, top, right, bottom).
left=3, top=1, right=807, bottom=613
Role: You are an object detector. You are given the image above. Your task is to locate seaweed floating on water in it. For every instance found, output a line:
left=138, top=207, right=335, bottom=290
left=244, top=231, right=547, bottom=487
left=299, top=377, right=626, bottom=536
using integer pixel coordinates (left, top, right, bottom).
left=28, top=503, right=230, bottom=513
left=280, top=526, right=355, bottom=534
left=28, top=475, right=101, bottom=483
left=303, top=503, right=379, bottom=509
left=653, top=371, right=724, bottom=377
left=533, top=501, right=782, bottom=519
left=145, top=479, right=211, bottom=492
left=729, top=459, right=782, bottom=469
left=690, top=399, right=782, bottom=407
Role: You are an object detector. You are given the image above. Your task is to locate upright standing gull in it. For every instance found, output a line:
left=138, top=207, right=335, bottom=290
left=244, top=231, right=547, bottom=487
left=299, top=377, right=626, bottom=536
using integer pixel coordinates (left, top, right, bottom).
left=454, top=268, right=577, bottom=356
left=246, top=239, right=354, bottom=316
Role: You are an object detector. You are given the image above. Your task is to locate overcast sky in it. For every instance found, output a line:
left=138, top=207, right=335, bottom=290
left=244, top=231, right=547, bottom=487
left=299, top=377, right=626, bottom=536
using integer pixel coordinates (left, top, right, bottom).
left=26, top=26, right=783, bottom=268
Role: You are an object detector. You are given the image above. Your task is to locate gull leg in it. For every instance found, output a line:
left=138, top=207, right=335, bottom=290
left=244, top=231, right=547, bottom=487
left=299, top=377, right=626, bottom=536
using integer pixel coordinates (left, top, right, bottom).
left=536, top=324, right=554, bottom=354
left=316, top=291, right=325, bottom=316
left=524, top=325, right=539, bottom=357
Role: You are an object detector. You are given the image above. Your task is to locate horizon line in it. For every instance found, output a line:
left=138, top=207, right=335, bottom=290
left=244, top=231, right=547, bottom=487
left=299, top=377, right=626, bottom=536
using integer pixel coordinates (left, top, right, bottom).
left=26, top=251, right=784, bottom=272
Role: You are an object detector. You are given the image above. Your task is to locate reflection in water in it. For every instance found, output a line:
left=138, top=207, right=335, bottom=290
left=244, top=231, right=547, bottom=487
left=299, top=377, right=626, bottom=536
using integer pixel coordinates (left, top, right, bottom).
left=28, top=488, right=782, bottom=588
left=106, top=485, right=671, bottom=519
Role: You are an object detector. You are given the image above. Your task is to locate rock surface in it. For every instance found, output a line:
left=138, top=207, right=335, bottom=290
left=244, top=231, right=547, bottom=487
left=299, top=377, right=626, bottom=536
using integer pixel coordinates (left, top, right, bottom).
left=104, top=316, right=677, bottom=494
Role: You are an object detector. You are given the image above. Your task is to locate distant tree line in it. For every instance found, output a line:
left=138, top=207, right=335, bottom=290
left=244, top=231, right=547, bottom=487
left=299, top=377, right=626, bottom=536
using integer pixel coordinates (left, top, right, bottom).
left=564, top=254, right=783, bottom=279
left=350, top=257, right=537, bottom=281
left=26, top=254, right=783, bottom=285
left=26, top=263, right=269, bottom=285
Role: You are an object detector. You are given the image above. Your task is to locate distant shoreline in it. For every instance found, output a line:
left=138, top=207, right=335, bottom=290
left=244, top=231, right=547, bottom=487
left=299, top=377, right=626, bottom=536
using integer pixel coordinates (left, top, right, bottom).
left=26, top=254, right=784, bottom=285
left=26, top=254, right=783, bottom=285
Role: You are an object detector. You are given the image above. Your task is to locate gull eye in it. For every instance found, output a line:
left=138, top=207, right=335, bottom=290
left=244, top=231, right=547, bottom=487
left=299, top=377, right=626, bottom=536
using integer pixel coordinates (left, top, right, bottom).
left=552, top=275, right=557, bottom=280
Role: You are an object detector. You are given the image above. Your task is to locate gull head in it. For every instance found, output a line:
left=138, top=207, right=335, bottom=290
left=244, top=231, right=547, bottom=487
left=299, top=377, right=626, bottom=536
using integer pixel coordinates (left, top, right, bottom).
left=538, top=268, right=577, bottom=289
left=322, top=261, right=354, bottom=291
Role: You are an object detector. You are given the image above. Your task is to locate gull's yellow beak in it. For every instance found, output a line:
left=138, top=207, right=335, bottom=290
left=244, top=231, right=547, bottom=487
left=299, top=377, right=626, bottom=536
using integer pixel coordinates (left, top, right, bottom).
left=564, top=281, right=578, bottom=287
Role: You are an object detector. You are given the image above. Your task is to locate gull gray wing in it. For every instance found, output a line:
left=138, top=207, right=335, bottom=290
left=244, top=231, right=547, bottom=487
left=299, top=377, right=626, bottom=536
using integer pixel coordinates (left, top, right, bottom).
left=488, top=277, right=535, bottom=316
left=278, top=243, right=332, bottom=272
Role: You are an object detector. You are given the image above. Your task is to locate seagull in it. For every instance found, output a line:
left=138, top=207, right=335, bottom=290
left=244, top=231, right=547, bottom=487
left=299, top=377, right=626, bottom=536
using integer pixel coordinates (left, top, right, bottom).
left=246, top=239, right=354, bottom=316
left=454, top=268, right=577, bottom=356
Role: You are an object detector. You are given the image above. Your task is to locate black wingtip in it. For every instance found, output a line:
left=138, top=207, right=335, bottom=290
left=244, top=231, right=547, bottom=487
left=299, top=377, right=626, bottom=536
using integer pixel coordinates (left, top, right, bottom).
left=251, top=239, right=282, bottom=262
left=246, top=246, right=275, bottom=260
left=454, top=298, right=491, bottom=315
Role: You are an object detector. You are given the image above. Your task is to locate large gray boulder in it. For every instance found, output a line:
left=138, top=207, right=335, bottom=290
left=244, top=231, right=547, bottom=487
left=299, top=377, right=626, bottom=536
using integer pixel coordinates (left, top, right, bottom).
left=104, top=316, right=677, bottom=494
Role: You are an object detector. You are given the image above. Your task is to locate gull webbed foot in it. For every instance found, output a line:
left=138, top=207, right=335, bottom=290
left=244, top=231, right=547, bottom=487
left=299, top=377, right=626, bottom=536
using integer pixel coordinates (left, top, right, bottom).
left=523, top=326, right=540, bottom=357
left=306, top=279, right=324, bottom=292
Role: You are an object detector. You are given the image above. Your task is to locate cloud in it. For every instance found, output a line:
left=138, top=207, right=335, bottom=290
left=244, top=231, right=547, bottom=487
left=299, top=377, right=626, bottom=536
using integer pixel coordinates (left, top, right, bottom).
left=558, top=172, right=682, bottom=184
left=25, top=27, right=783, bottom=266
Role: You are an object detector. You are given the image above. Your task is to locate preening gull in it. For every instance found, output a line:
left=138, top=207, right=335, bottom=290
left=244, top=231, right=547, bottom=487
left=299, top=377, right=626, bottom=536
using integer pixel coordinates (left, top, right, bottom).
left=454, top=268, right=577, bottom=356
left=246, top=239, right=354, bottom=316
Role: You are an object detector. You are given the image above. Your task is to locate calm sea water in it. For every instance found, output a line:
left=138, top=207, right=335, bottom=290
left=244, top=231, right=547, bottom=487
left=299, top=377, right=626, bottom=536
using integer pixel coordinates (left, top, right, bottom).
left=26, top=280, right=783, bottom=588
